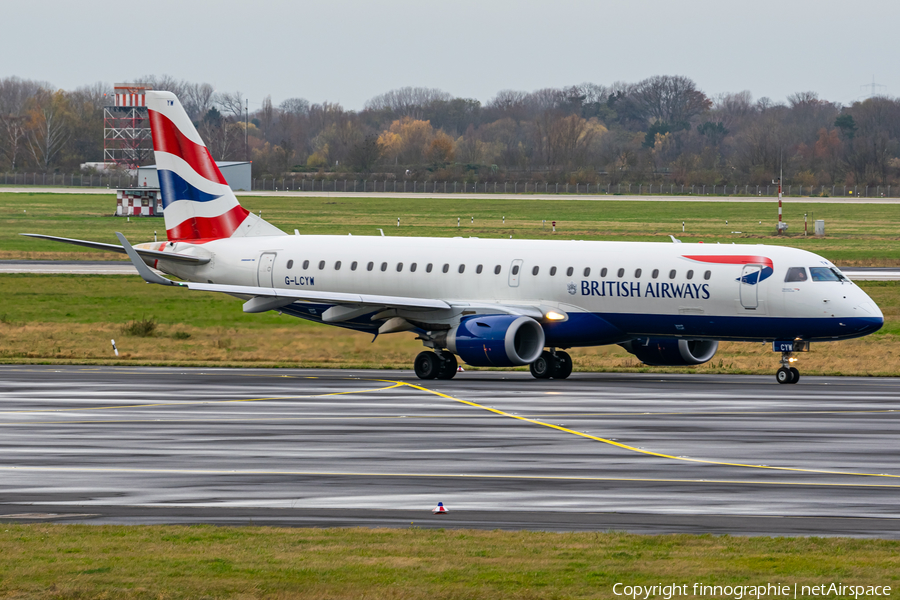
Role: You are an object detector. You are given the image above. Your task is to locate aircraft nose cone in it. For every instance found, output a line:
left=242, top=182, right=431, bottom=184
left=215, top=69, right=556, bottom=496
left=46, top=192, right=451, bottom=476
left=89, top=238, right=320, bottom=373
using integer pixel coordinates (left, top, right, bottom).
left=855, top=302, right=884, bottom=333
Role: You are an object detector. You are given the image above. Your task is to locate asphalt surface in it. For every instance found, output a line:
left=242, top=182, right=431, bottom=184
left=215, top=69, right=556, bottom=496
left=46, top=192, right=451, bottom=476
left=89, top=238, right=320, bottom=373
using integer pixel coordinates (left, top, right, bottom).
left=3, top=261, right=900, bottom=281
left=1, top=365, right=899, bottom=537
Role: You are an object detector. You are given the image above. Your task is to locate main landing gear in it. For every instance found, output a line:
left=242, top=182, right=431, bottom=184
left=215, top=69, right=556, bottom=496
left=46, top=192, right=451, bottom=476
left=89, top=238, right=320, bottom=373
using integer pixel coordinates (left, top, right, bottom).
left=414, top=351, right=458, bottom=380
left=776, top=352, right=800, bottom=384
left=530, top=349, right=573, bottom=380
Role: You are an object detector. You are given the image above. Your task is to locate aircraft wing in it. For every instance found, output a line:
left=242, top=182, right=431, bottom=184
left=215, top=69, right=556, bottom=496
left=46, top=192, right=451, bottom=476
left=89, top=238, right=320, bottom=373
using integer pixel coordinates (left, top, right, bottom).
left=115, top=232, right=450, bottom=312
left=21, top=233, right=210, bottom=265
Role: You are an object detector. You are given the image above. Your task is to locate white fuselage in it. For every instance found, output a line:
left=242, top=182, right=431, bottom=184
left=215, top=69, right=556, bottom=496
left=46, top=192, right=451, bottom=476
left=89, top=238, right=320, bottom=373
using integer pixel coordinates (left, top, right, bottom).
left=149, top=235, right=883, bottom=345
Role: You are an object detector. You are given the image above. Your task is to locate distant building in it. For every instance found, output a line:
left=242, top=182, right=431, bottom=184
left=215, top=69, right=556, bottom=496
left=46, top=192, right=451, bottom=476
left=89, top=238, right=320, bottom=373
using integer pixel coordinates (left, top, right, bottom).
left=117, top=188, right=162, bottom=217
left=136, top=161, right=251, bottom=191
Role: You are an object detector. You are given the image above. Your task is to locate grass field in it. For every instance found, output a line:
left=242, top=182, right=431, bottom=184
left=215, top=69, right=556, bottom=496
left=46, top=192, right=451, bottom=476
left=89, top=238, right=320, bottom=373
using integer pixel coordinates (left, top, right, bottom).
left=1, top=524, right=898, bottom=599
left=1, top=275, right=898, bottom=375
left=3, top=191, right=900, bottom=265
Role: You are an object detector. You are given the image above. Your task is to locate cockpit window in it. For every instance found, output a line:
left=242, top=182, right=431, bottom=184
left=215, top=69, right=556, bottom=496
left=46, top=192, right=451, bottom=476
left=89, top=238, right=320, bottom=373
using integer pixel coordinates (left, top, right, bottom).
left=785, top=267, right=808, bottom=282
left=809, top=267, right=841, bottom=282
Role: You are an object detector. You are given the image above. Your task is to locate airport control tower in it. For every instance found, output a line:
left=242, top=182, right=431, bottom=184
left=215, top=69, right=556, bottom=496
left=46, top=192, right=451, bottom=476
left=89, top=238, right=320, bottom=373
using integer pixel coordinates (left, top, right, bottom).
left=103, top=83, right=153, bottom=169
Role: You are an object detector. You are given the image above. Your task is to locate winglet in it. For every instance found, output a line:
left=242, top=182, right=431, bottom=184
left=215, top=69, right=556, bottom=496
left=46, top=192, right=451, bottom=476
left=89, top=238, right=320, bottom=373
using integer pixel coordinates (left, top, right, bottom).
left=670, top=235, right=682, bottom=244
left=115, top=232, right=180, bottom=286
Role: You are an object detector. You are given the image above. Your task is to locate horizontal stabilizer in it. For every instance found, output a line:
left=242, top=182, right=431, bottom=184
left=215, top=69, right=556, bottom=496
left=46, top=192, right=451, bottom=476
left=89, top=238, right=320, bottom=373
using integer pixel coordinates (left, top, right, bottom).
left=21, top=233, right=210, bottom=265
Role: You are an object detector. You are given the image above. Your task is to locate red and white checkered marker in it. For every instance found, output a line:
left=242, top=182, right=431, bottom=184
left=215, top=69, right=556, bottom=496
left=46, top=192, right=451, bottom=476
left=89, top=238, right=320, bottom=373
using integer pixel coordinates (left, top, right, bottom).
left=432, top=502, right=448, bottom=514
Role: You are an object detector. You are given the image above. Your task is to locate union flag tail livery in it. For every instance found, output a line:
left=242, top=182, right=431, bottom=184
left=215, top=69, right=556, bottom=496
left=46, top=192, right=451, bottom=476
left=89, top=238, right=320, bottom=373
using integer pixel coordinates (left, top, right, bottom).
left=146, top=90, right=284, bottom=242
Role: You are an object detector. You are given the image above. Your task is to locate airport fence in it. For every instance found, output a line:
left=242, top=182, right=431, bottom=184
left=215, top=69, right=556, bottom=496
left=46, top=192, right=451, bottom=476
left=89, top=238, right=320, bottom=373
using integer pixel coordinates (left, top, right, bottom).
left=1, top=172, right=138, bottom=189
left=2, top=171, right=896, bottom=198
left=249, top=177, right=896, bottom=198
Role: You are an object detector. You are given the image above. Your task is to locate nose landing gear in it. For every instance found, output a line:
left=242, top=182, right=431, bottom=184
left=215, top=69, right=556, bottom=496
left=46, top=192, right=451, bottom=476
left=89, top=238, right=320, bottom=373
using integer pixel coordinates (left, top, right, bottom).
left=776, top=352, right=800, bottom=384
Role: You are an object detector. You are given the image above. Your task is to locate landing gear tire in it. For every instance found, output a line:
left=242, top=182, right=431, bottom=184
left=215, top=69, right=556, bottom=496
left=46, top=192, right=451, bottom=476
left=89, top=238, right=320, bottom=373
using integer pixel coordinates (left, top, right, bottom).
left=789, top=367, right=800, bottom=384
left=776, top=367, right=794, bottom=384
left=414, top=351, right=440, bottom=380
left=552, top=351, right=573, bottom=379
left=530, top=351, right=554, bottom=379
left=530, top=350, right=573, bottom=380
left=436, top=353, right=458, bottom=380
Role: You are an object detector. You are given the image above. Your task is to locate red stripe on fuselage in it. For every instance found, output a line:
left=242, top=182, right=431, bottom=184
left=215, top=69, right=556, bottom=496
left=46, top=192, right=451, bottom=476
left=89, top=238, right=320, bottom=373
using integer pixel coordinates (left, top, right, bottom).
left=683, top=255, right=774, bottom=270
left=166, top=204, right=249, bottom=242
left=148, top=110, right=228, bottom=185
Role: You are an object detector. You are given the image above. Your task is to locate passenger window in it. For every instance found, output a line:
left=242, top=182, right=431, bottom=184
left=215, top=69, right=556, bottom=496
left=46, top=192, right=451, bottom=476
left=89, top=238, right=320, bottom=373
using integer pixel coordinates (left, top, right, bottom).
left=303, top=260, right=310, bottom=270
left=785, top=267, right=808, bottom=282
left=512, top=265, right=520, bottom=275
left=458, top=264, right=465, bottom=274
left=652, top=269, right=659, bottom=278
left=617, top=268, right=624, bottom=277
left=635, top=268, right=642, bottom=278
left=367, top=261, right=374, bottom=271
left=567, top=267, right=574, bottom=276
left=550, top=266, right=557, bottom=276
left=532, top=266, right=540, bottom=275
left=381, top=262, right=388, bottom=272
left=286, top=260, right=293, bottom=269
left=396, top=262, right=403, bottom=272
left=410, top=263, right=417, bottom=273
left=318, top=260, right=325, bottom=270
left=686, top=270, right=693, bottom=280
left=351, top=261, right=358, bottom=271
left=669, top=269, right=676, bottom=279
left=442, top=264, right=449, bottom=273
left=476, top=264, right=483, bottom=274
left=600, top=268, right=608, bottom=277
left=426, top=263, right=433, bottom=273
left=704, top=270, right=711, bottom=280
left=494, top=265, right=501, bottom=275
left=335, top=261, right=341, bottom=270
left=810, top=267, right=840, bottom=282
left=583, top=267, right=591, bottom=277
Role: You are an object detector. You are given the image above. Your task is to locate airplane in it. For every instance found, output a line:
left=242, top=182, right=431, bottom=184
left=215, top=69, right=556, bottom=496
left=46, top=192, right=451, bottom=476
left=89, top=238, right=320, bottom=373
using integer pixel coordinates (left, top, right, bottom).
left=24, top=91, right=884, bottom=384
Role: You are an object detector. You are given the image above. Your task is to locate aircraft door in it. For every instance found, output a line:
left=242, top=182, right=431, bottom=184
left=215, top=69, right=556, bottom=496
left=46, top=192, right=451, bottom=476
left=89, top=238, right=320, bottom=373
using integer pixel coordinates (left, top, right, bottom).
left=257, top=252, right=277, bottom=287
left=739, top=265, right=761, bottom=309
left=508, top=259, right=523, bottom=287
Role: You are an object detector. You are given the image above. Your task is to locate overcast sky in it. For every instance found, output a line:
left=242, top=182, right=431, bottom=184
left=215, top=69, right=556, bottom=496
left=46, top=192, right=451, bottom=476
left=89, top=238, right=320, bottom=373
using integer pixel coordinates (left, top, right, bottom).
left=3, top=0, right=896, bottom=111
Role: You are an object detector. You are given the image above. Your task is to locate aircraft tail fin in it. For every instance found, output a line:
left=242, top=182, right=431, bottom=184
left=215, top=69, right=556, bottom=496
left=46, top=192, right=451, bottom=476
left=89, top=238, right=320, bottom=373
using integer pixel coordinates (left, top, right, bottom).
left=145, top=90, right=284, bottom=242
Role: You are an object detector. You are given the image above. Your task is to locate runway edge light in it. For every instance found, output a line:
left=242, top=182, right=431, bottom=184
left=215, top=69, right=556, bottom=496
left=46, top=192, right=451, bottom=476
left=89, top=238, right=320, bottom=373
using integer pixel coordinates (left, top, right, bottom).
left=432, top=502, right=448, bottom=514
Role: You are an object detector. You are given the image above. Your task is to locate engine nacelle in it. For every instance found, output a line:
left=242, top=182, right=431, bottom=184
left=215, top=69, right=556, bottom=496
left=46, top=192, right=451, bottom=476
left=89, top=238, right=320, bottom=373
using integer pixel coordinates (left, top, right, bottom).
left=443, top=315, right=545, bottom=367
left=620, top=338, right=718, bottom=366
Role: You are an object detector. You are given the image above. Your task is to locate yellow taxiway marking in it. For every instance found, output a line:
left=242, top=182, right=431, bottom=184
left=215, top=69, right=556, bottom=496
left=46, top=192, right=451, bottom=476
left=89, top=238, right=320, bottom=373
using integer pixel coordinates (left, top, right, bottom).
left=391, top=380, right=900, bottom=480
left=0, top=383, right=404, bottom=414
left=0, top=465, right=898, bottom=489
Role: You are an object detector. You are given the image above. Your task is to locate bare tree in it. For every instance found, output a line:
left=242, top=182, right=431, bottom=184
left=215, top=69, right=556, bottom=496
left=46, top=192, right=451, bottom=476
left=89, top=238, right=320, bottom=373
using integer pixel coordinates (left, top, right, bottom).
left=626, top=75, right=711, bottom=126
left=364, top=87, right=451, bottom=118
left=182, top=82, right=216, bottom=122
left=0, top=76, right=47, bottom=170
left=217, top=91, right=245, bottom=120
left=25, top=89, right=73, bottom=171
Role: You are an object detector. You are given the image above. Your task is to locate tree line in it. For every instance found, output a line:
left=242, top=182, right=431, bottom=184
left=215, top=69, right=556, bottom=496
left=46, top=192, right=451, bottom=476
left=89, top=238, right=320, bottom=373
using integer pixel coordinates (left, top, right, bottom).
left=1, top=74, right=899, bottom=188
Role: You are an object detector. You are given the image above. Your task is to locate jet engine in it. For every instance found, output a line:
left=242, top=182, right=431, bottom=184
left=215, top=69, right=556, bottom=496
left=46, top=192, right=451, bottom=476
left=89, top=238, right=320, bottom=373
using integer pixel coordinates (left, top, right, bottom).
left=439, top=315, right=545, bottom=367
left=620, top=338, right=718, bottom=366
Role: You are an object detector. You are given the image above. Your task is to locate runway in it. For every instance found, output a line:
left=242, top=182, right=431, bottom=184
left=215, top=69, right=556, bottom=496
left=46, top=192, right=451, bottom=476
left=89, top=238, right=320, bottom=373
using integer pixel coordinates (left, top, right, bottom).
left=1, top=365, right=899, bottom=536
left=2, top=261, right=899, bottom=280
